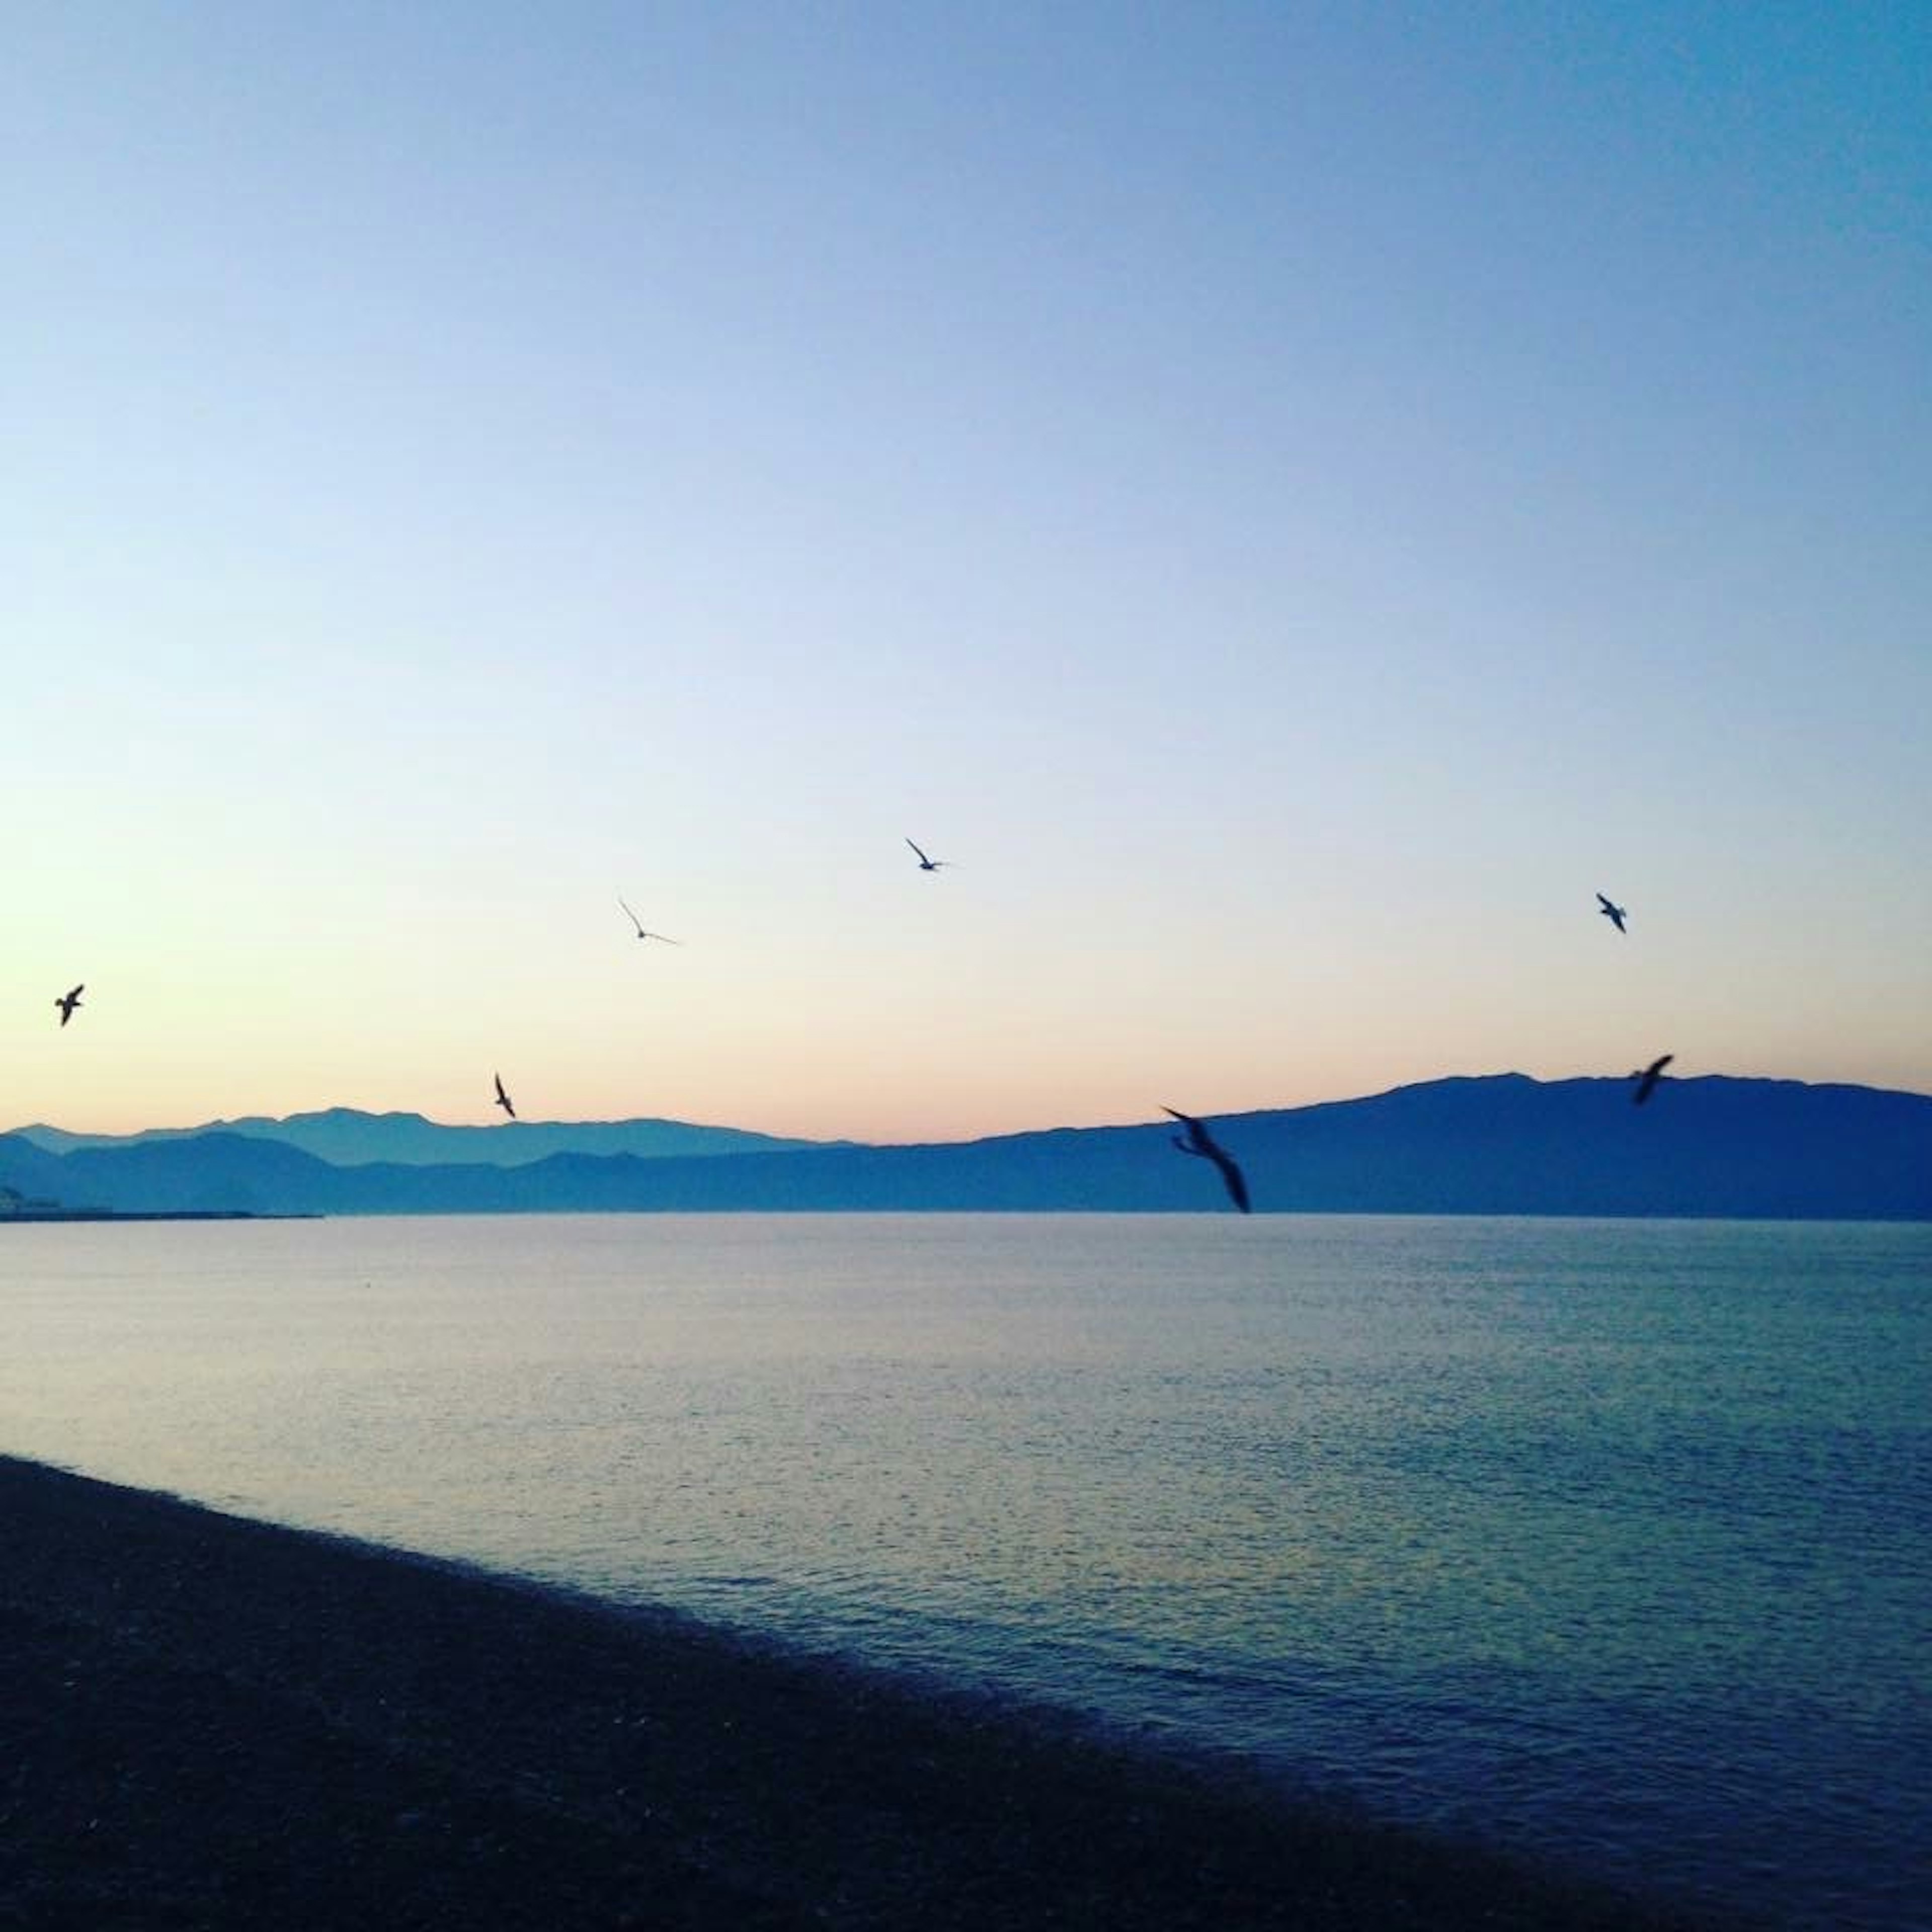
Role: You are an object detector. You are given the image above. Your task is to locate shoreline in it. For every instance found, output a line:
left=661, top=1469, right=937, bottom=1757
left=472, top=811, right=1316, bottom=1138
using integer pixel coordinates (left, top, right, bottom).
left=0, top=1455, right=1740, bottom=1929
left=0, top=1211, right=319, bottom=1224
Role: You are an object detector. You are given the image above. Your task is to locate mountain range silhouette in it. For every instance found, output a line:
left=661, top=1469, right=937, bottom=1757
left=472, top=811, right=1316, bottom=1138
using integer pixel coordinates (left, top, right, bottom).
left=6, top=1075, right=1928, bottom=1220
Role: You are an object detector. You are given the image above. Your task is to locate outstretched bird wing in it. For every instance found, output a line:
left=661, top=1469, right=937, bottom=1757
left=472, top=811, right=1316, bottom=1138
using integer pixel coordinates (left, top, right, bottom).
left=1208, top=1147, right=1252, bottom=1214
left=906, top=839, right=931, bottom=865
left=1630, top=1054, right=1673, bottom=1104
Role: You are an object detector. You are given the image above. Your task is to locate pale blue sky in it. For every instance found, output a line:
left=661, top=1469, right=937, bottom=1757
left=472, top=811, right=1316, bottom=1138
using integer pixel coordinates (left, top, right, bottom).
left=6, top=3, right=1927, bottom=1139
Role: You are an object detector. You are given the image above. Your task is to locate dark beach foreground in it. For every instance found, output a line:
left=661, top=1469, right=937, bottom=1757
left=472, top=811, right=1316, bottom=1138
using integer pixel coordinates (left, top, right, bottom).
left=1, top=1456, right=1737, bottom=1931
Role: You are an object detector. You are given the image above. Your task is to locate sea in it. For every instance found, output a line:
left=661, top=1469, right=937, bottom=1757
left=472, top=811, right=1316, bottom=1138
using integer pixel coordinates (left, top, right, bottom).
left=1, top=1213, right=1925, bottom=1930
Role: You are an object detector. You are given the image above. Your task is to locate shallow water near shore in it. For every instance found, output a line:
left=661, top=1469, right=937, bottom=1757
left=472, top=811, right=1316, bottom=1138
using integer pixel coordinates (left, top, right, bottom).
left=2, top=1213, right=1926, bottom=1929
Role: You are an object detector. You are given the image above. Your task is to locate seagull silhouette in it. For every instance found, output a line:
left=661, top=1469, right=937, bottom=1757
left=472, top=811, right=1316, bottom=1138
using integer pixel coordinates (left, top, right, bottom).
left=1629, top=1054, right=1673, bottom=1105
left=618, top=897, right=681, bottom=944
left=1163, top=1107, right=1252, bottom=1213
left=906, top=839, right=950, bottom=873
left=55, top=984, right=84, bottom=1027
left=1597, top=893, right=1629, bottom=934
left=493, top=1073, right=516, bottom=1120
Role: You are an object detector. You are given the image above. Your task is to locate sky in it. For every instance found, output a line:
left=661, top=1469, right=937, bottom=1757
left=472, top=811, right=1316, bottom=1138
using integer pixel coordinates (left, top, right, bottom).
left=5, top=2, right=1928, bottom=1143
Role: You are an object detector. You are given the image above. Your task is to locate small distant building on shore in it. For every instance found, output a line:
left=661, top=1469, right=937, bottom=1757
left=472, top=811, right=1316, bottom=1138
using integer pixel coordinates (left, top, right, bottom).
left=0, top=1184, right=68, bottom=1217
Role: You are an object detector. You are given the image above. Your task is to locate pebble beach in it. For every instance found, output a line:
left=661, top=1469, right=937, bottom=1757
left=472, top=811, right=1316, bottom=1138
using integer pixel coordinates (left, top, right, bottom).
left=0, top=1455, right=1739, bottom=1930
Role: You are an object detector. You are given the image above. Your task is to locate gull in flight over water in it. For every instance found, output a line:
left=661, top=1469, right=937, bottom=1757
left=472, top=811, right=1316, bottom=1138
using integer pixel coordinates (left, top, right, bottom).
left=1597, top=893, right=1629, bottom=934
left=1629, top=1054, right=1673, bottom=1106
left=493, top=1072, right=517, bottom=1120
left=1163, top=1107, right=1252, bottom=1214
left=618, top=897, right=681, bottom=944
left=906, top=839, right=950, bottom=873
left=55, top=984, right=84, bottom=1027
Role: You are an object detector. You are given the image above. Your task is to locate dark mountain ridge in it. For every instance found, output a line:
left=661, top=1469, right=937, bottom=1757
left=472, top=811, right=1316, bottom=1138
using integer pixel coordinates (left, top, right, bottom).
left=4, top=1074, right=1927, bottom=1220
left=11, top=1108, right=828, bottom=1169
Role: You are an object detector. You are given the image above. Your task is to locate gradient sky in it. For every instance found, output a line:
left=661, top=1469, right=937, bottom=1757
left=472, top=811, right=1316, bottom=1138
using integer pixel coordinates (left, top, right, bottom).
left=6, top=3, right=1928, bottom=1142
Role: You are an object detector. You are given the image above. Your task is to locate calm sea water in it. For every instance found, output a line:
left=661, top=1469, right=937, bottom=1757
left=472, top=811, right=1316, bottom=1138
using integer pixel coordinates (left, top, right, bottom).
left=2, top=1214, right=1926, bottom=1929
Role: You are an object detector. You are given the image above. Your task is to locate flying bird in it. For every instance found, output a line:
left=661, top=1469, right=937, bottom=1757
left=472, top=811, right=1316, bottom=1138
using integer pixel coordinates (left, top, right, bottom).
left=906, top=839, right=950, bottom=873
left=54, top=984, right=84, bottom=1026
left=618, top=897, right=681, bottom=944
left=1163, top=1107, right=1252, bottom=1214
left=1597, top=893, right=1628, bottom=934
left=493, top=1072, right=516, bottom=1120
left=1629, top=1054, right=1674, bottom=1105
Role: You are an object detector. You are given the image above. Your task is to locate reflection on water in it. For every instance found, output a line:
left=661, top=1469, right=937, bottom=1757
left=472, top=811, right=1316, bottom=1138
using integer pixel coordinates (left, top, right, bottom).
left=2, top=1213, right=1927, bottom=1930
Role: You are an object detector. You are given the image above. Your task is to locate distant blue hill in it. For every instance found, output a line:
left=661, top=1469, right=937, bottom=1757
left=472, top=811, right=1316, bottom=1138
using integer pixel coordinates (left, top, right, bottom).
left=0, top=1133, right=76, bottom=1213
left=12, top=1108, right=829, bottom=1170
left=4, top=1074, right=1927, bottom=1220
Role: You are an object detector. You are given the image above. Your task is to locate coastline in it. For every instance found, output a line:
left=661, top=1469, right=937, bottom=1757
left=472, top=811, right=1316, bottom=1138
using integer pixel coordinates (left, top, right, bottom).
left=0, top=1211, right=318, bottom=1224
left=0, top=1455, right=1737, bottom=1930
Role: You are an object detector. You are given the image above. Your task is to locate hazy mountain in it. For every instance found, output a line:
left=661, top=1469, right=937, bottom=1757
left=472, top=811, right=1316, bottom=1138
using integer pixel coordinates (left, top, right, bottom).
left=12, top=1108, right=829, bottom=1169
left=8, top=1075, right=1928, bottom=1220
left=0, top=1133, right=87, bottom=1213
